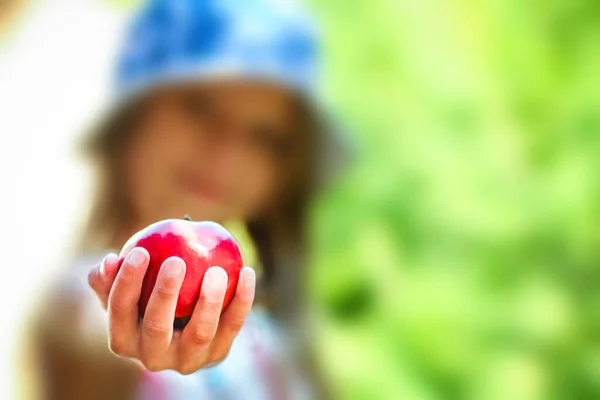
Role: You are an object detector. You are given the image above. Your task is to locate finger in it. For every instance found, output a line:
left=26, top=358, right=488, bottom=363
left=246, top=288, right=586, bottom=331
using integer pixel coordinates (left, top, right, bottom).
left=209, top=267, right=255, bottom=363
left=178, top=267, right=227, bottom=371
left=140, top=257, right=185, bottom=368
left=88, top=253, right=120, bottom=309
left=107, top=247, right=149, bottom=356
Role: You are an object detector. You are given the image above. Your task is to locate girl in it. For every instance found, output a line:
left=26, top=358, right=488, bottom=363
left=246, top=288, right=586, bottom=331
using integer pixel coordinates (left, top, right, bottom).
left=28, top=0, right=349, bottom=399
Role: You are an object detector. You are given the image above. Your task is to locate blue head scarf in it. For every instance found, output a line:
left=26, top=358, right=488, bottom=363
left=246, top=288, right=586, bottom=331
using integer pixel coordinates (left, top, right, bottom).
left=116, top=0, right=320, bottom=97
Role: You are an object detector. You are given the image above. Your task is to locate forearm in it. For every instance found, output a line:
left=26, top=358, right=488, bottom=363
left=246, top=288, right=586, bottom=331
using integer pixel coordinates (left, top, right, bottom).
left=33, top=328, right=141, bottom=400
left=27, top=282, right=142, bottom=400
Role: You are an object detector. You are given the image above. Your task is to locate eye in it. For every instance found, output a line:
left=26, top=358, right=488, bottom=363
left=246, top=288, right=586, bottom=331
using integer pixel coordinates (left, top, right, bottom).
left=182, top=92, right=218, bottom=123
left=251, top=124, right=291, bottom=155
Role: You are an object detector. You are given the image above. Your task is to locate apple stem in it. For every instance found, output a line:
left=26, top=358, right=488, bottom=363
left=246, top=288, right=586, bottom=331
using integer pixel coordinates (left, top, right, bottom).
left=183, top=214, right=191, bottom=221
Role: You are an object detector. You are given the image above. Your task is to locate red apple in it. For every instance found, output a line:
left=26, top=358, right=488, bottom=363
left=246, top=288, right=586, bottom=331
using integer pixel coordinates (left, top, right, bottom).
left=118, top=217, right=243, bottom=327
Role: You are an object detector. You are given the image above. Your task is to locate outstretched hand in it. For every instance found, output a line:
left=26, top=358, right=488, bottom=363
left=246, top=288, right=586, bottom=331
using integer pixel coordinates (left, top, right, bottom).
left=88, top=247, right=256, bottom=375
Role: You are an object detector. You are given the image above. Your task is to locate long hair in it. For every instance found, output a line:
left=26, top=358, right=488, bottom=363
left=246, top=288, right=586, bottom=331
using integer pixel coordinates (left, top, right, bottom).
left=80, top=88, right=318, bottom=328
left=37, top=88, right=333, bottom=400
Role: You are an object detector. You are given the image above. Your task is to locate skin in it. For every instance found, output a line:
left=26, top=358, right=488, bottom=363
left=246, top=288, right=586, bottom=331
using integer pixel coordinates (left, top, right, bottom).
left=122, top=81, right=295, bottom=235
left=86, top=81, right=298, bottom=375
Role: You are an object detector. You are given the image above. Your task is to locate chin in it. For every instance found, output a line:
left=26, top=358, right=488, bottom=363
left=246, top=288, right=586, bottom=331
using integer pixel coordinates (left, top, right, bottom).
left=174, top=201, right=228, bottom=223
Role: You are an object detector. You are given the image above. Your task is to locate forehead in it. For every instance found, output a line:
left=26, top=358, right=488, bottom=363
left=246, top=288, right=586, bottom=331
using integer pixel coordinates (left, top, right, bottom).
left=166, top=80, right=294, bottom=102
left=160, top=80, right=298, bottom=122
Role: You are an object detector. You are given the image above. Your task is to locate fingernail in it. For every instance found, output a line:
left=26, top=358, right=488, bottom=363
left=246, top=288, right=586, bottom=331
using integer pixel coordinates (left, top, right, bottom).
left=100, top=253, right=118, bottom=275
left=242, top=268, right=256, bottom=289
left=205, top=267, right=227, bottom=287
left=163, top=257, right=185, bottom=277
left=126, top=248, right=146, bottom=267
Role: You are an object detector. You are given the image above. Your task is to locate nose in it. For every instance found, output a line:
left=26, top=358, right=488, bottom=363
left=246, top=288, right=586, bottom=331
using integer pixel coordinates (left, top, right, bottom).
left=205, top=127, right=250, bottom=177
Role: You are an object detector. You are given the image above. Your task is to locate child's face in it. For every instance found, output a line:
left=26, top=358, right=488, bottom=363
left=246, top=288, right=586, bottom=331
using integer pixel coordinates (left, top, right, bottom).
left=126, top=81, right=297, bottom=224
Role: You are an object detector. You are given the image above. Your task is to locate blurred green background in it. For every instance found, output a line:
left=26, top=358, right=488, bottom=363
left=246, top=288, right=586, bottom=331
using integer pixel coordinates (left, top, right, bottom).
left=6, top=0, right=600, bottom=398
left=110, top=0, right=600, bottom=398
left=307, top=1, right=600, bottom=399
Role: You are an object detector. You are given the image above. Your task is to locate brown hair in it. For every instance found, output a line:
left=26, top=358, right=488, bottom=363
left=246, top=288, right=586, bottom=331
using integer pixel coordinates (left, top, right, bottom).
left=48, top=87, right=333, bottom=399
left=81, top=87, right=318, bottom=326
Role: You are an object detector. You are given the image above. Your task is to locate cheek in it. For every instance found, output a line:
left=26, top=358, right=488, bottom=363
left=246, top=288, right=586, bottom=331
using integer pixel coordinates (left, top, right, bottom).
left=234, top=161, right=278, bottom=217
left=127, top=129, right=192, bottom=214
left=127, top=139, right=166, bottom=215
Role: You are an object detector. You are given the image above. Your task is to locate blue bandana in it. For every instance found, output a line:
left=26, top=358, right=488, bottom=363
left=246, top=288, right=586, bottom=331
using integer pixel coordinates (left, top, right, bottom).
left=114, top=0, right=321, bottom=99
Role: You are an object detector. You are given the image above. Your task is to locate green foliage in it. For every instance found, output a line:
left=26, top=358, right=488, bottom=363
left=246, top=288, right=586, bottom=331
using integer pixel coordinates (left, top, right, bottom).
left=308, top=0, right=600, bottom=398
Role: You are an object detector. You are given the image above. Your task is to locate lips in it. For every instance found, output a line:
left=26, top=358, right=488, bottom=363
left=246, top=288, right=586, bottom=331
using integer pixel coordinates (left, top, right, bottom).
left=179, top=170, right=225, bottom=204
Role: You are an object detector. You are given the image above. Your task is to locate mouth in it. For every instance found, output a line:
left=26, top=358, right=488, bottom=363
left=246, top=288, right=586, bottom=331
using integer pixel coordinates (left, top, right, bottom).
left=179, top=171, right=225, bottom=204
